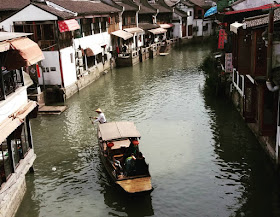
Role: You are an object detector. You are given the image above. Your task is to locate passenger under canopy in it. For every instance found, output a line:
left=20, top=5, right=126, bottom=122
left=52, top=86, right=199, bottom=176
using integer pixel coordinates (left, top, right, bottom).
left=99, top=122, right=141, bottom=141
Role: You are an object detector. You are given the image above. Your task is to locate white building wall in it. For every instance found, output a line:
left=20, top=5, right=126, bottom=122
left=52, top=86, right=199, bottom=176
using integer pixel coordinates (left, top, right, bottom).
left=39, top=51, right=62, bottom=86
left=232, top=0, right=276, bottom=10
left=0, top=5, right=57, bottom=32
left=0, top=87, right=28, bottom=123
left=173, top=22, right=182, bottom=38
left=60, top=47, right=77, bottom=88
left=187, top=8, right=194, bottom=38
left=194, top=19, right=203, bottom=36
left=202, top=20, right=212, bottom=36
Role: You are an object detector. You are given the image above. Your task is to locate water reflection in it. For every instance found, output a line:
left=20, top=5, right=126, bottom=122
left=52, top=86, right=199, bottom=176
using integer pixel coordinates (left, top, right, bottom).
left=204, top=93, right=280, bottom=217
left=15, top=174, right=40, bottom=217
left=15, top=43, right=280, bottom=217
left=100, top=172, right=154, bottom=217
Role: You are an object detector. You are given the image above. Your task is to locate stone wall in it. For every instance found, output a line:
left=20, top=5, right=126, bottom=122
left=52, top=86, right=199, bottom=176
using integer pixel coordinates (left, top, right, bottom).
left=64, top=61, right=111, bottom=99
left=0, top=150, right=36, bottom=217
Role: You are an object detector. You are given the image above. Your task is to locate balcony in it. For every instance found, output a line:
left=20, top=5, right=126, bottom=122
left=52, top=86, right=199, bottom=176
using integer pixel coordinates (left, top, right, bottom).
left=0, top=70, right=24, bottom=101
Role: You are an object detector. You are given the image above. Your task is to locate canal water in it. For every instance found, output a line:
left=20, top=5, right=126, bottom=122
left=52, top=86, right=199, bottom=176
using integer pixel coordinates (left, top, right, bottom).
left=16, top=44, right=280, bottom=217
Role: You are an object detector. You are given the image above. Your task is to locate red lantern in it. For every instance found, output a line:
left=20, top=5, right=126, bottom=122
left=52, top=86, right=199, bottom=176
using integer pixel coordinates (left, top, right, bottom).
left=107, top=142, right=114, bottom=148
left=132, top=140, right=139, bottom=146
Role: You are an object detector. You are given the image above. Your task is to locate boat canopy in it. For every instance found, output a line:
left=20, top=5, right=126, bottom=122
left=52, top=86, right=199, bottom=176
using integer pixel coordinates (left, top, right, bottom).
left=99, top=122, right=141, bottom=141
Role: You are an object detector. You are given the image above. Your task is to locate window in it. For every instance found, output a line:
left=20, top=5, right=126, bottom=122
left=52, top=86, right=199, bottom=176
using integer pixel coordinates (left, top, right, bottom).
left=86, top=56, right=96, bottom=68
left=82, top=19, right=92, bottom=36
left=0, top=139, right=13, bottom=185
left=14, top=22, right=56, bottom=51
left=123, top=17, right=128, bottom=26
left=238, top=75, right=243, bottom=92
left=189, top=11, right=192, bottom=17
left=203, top=23, right=208, bottom=31
left=96, top=53, right=102, bottom=63
left=93, top=18, right=100, bottom=34
left=101, top=17, right=107, bottom=33
left=197, top=10, right=202, bottom=19
left=131, top=16, right=136, bottom=24
left=0, top=121, right=32, bottom=186
left=59, top=32, right=72, bottom=49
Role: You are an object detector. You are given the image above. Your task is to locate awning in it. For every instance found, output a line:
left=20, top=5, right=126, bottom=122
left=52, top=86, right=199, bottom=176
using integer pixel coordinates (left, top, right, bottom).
left=111, top=30, right=133, bottom=40
left=0, top=41, right=10, bottom=52
left=159, top=24, right=173, bottom=29
left=84, top=44, right=103, bottom=56
left=98, top=122, right=141, bottom=141
left=148, top=28, right=167, bottom=34
left=0, top=32, right=33, bottom=52
left=4, top=37, right=44, bottom=70
left=204, top=6, right=217, bottom=18
left=124, top=27, right=144, bottom=34
left=0, top=101, right=38, bottom=144
left=58, top=19, right=80, bottom=33
left=230, top=22, right=244, bottom=34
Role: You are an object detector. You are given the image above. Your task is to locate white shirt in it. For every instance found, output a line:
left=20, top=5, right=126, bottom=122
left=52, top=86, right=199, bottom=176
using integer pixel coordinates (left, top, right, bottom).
left=94, top=112, right=106, bottom=124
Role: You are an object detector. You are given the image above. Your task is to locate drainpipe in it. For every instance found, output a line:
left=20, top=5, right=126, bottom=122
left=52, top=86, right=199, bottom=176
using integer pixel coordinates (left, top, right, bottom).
left=120, top=6, right=125, bottom=30
left=136, top=5, right=140, bottom=27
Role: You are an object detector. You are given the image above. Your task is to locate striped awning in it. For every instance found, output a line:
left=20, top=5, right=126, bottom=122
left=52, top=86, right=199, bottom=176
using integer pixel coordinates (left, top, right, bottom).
left=4, top=37, right=44, bottom=70
left=58, top=19, right=80, bottom=33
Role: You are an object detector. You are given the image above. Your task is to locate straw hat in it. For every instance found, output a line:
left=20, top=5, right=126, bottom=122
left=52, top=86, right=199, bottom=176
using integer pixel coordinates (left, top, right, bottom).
left=95, top=108, right=102, bottom=113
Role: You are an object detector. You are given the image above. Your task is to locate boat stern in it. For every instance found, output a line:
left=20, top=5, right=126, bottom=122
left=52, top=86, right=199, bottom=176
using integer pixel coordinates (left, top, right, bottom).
left=116, top=177, right=152, bottom=194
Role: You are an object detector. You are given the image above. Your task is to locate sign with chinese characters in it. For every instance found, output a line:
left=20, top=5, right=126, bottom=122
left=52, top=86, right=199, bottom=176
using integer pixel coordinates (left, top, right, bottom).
left=218, top=29, right=226, bottom=49
left=225, top=53, right=233, bottom=73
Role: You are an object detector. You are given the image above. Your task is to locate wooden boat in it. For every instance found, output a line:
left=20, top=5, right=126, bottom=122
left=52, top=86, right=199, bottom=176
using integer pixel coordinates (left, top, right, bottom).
left=97, top=121, right=152, bottom=194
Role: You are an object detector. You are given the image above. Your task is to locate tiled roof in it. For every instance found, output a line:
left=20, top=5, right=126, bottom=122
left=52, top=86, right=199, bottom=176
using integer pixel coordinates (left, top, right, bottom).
left=231, top=0, right=245, bottom=7
left=244, top=7, right=280, bottom=28
left=181, top=0, right=194, bottom=7
left=114, top=1, right=138, bottom=11
left=33, top=2, right=76, bottom=19
left=151, top=3, right=172, bottom=13
left=0, top=0, right=30, bottom=11
left=138, top=22, right=159, bottom=29
left=188, top=0, right=212, bottom=8
left=164, top=0, right=178, bottom=7
left=174, top=8, right=188, bottom=17
left=134, top=0, right=157, bottom=14
left=50, top=0, right=121, bottom=14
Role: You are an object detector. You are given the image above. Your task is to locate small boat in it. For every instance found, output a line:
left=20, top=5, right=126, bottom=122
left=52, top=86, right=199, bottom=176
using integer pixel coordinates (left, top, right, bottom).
left=96, top=121, right=152, bottom=194
left=159, top=52, right=169, bottom=56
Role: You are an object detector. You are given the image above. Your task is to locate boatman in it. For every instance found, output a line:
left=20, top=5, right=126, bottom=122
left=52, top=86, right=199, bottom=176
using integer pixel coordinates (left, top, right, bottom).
left=93, top=108, right=107, bottom=124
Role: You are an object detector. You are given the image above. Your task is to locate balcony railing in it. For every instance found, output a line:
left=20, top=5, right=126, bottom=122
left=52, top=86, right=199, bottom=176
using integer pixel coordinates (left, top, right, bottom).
left=0, top=70, right=24, bottom=101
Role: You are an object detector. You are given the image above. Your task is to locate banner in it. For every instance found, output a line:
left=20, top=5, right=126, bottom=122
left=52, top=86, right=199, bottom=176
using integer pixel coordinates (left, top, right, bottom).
left=225, top=53, right=233, bottom=73
left=218, top=29, right=226, bottom=49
